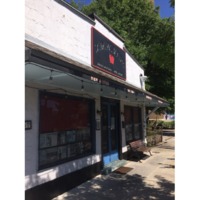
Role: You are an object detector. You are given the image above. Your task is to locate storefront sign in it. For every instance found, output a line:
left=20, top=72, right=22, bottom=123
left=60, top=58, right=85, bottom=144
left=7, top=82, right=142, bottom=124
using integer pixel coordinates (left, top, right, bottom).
left=91, top=28, right=126, bottom=80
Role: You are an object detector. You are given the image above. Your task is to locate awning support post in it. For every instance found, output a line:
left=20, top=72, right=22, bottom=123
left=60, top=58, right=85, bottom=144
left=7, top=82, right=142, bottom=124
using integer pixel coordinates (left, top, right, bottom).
left=145, top=107, right=160, bottom=120
left=142, top=106, right=160, bottom=145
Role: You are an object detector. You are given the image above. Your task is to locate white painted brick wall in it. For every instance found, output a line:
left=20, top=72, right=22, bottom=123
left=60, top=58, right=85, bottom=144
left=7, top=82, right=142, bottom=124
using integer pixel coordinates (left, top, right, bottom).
left=126, top=53, right=144, bottom=88
left=25, top=87, right=39, bottom=176
left=25, top=0, right=144, bottom=89
left=25, top=0, right=92, bottom=67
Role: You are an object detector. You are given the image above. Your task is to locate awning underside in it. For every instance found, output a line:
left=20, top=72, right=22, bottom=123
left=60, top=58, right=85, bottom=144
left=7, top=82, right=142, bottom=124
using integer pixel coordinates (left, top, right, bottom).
left=25, top=62, right=169, bottom=107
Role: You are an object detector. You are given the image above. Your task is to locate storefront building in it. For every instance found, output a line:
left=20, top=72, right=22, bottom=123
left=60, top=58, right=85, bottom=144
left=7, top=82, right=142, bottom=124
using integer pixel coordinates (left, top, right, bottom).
left=25, top=0, right=168, bottom=199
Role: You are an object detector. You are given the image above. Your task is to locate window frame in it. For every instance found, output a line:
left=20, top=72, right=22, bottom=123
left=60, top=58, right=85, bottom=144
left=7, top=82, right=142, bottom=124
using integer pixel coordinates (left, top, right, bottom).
left=38, top=91, right=95, bottom=170
left=124, top=105, right=142, bottom=144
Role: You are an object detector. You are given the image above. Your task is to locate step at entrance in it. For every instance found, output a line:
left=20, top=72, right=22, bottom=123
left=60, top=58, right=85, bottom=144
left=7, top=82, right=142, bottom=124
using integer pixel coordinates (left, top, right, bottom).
left=101, top=159, right=127, bottom=175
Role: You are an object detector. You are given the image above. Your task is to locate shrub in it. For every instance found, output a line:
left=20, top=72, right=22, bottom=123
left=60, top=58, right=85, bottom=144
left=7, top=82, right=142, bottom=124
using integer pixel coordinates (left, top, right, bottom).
left=162, top=121, right=175, bottom=129
left=147, top=119, right=175, bottom=129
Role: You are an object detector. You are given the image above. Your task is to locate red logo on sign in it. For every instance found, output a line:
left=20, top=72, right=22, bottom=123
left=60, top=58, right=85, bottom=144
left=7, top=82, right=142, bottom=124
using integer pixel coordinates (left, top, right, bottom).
left=109, top=54, right=115, bottom=64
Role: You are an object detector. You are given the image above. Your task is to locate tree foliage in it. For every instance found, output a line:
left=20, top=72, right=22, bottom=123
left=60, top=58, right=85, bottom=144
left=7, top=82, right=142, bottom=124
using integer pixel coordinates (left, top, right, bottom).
left=68, top=0, right=175, bottom=113
left=170, top=0, right=175, bottom=8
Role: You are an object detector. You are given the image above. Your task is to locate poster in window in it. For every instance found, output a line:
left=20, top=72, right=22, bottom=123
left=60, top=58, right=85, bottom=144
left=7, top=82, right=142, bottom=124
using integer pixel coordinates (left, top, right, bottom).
left=66, top=130, right=76, bottom=143
left=46, top=147, right=58, bottom=162
left=68, top=144, right=77, bottom=157
left=40, top=147, right=58, bottom=166
left=58, top=146, right=67, bottom=160
left=39, top=132, right=57, bottom=148
left=48, top=132, right=58, bottom=147
left=58, top=132, right=66, bottom=145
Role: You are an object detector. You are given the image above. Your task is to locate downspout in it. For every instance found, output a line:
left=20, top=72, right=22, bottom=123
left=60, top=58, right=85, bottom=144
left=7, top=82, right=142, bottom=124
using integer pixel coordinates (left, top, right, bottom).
left=140, top=74, right=148, bottom=144
left=140, top=74, right=148, bottom=90
left=141, top=104, right=147, bottom=145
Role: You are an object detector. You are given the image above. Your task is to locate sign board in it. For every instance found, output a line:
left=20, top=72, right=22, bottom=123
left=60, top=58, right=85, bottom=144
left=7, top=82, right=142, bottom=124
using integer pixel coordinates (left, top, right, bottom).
left=91, top=28, right=126, bottom=80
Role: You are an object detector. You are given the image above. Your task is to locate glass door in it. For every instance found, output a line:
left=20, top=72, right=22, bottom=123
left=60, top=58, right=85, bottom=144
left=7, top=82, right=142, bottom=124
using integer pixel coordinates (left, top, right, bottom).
left=101, top=102, right=119, bottom=166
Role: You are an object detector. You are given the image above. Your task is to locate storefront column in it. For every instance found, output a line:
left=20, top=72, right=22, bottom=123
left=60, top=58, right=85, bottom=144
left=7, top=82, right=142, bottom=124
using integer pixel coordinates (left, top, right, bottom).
left=141, top=104, right=147, bottom=145
left=120, top=101, right=126, bottom=149
left=95, top=98, right=102, bottom=155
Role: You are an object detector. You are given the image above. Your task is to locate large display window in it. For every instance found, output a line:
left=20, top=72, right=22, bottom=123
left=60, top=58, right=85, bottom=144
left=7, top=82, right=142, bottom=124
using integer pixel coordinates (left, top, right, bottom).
left=124, top=106, right=142, bottom=143
left=39, top=92, right=94, bottom=169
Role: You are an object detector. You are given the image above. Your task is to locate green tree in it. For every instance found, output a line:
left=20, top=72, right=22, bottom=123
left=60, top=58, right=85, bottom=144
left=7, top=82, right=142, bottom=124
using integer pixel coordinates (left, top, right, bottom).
left=82, top=0, right=159, bottom=67
left=170, top=0, right=175, bottom=8
left=145, top=16, right=174, bottom=113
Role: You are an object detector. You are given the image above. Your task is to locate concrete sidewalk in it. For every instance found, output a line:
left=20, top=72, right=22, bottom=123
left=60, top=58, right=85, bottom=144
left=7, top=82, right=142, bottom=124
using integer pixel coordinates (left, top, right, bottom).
left=52, top=136, right=175, bottom=200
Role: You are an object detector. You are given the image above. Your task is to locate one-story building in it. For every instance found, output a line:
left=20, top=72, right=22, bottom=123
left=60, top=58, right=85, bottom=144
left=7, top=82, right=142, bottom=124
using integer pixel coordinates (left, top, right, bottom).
left=25, top=0, right=168, bottom=199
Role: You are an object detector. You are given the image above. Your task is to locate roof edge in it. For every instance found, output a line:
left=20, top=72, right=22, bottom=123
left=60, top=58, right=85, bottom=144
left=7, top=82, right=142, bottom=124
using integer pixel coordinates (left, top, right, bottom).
left=124, top=47, right=145, bottom=71
left=54, top=0, right=95, bottom=25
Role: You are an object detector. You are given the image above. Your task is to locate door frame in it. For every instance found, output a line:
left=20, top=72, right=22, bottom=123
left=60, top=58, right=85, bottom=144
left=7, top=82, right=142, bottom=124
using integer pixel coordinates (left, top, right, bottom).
left=101, top=97, right=121, bottom=166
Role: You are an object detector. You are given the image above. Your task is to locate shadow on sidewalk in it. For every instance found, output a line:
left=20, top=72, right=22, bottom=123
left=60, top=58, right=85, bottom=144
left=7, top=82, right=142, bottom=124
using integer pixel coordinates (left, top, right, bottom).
left=55, top=173, right=175, bottom=200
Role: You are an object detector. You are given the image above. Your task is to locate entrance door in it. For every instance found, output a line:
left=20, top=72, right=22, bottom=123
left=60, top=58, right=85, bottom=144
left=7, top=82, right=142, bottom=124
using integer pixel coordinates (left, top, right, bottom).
left=101, top=101, right=119, bottom=166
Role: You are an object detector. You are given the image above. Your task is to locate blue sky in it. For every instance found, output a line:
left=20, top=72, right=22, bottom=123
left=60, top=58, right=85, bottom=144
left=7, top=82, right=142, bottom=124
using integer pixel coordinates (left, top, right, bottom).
left=154, top=0, right=174, bottom=18
left=66, top=0, right=174, bottom=18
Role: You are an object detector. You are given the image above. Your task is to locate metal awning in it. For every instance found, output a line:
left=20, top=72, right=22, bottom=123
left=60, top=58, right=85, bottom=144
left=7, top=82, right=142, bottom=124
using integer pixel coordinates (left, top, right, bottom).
left=25, top=61, right=169, bottom=108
